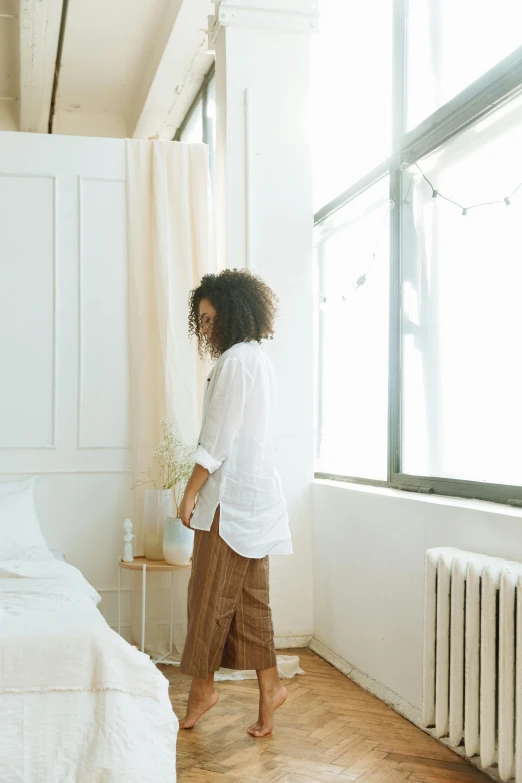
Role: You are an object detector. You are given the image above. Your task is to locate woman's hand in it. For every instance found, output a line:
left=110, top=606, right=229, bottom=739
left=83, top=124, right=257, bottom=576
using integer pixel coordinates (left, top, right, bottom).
left=178, top=464, right=210, bottom=528
left=179, top=493, right=196, bottom=528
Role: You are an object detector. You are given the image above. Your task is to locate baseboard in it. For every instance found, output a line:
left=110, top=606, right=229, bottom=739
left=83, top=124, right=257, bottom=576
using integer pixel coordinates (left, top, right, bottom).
left=309, top=638, right=421, bottom=725
left=275, top=635, right=312, bottom=649
left=309, top=637, right=498, bottom=782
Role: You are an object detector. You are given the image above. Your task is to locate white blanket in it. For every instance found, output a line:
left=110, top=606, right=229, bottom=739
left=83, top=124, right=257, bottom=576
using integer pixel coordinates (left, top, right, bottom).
left=0, top=559, right=168, bottom=701
left=1, top=690, right=177, bottom=783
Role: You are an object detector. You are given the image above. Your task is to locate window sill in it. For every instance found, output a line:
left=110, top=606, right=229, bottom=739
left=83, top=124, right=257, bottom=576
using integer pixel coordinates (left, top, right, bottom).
left=313, top=476, right=522, bottom=520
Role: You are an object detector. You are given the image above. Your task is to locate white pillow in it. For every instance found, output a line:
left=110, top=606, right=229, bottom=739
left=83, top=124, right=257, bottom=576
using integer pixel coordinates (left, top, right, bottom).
left=0, top=478, right=53, bottom=561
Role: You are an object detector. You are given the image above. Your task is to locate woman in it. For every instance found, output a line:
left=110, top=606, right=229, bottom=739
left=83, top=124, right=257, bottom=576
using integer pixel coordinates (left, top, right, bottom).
left=178, top=268, right=292, bottom=738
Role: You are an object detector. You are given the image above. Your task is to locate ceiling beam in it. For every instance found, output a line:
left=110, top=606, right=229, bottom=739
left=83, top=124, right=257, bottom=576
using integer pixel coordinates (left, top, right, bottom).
left=19, top=0, right=64, bottom=132
left=130, top=0, right=214, bottom=140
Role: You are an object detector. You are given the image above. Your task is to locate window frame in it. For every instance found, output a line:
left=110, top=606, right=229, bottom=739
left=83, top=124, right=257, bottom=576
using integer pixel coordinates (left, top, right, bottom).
left=172, top=61, right=216, bottom=191
left=174, top=63, right=216, bottom=180
left=314, top=0, right=522, bottom=507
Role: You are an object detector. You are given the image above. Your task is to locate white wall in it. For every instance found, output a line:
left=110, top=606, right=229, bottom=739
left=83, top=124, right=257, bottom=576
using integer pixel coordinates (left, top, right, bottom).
left=0, top=131, right=132, bottom=630
left=313, top=479, right=522, bottom=709
left=0, top=126, right=313, bottom=649
left=212, top=3, right=317, bottom=643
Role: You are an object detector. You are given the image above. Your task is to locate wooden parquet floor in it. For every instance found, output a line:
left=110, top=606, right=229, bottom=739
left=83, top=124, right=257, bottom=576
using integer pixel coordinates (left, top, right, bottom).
left=160, top=649, right=491, bottom=783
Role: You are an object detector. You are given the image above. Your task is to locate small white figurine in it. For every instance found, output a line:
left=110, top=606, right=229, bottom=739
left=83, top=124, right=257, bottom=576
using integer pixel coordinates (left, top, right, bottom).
left=123, top=519, right=135, bottom=563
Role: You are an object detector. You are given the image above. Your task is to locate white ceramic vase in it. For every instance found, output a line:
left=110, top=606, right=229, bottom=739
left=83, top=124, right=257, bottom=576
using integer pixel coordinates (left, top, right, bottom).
left=163, top=516, right=194, bottom=566
left=143, top=489, right=174, bottom=560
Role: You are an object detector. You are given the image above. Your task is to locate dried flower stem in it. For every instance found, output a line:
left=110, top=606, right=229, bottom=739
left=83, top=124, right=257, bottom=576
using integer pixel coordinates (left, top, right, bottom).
left=132, top=418, right=195, bottom=516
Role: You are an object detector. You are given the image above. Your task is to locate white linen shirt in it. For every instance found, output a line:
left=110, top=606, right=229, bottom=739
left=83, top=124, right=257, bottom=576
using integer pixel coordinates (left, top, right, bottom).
left=190, top=341, right=292, bottom=559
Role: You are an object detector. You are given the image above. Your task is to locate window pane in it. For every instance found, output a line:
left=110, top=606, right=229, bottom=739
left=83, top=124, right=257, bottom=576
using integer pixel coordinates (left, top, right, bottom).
left=407, top=0, right=522, bottom=130
left=315, top=177, right=390, bottom=480
left=180, top=98, right=203, bottom=143
left=401, top=96, right=522, bottom=485
left=312, top=0, right=392, bottom=212
left=205, top=74, right=216, bottom=190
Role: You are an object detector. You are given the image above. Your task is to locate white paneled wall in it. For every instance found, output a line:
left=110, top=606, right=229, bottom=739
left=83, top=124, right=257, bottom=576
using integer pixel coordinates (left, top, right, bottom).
left=0, top=132, right=131, bottom=627
left=0, top=130, right=313, bottom=645
left=0, top=174, right=56, bottom=449
left=78, top=177, right=129, bottom=451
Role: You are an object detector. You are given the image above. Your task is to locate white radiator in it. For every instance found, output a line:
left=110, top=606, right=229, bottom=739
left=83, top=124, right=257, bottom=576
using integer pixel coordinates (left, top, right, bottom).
left=423, top=547, right=522, bottom=781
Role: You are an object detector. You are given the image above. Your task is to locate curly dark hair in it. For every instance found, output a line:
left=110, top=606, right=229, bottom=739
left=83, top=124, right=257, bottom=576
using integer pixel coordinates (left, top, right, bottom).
left=188, top=269, right=279, bottom=359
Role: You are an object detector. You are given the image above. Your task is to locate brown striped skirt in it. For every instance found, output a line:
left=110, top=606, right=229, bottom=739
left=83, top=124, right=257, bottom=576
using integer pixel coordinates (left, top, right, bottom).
left=180, top=506, right=277, bottom=680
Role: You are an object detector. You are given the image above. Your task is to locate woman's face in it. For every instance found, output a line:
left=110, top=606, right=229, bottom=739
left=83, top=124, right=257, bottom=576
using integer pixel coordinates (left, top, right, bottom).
left=199, top=298, right=217, bottom=344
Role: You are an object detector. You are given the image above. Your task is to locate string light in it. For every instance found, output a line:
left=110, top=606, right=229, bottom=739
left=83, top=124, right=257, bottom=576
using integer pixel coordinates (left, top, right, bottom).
left=318, top=201, right=391, bottom=304
left=318, top=161, right=522, bottom=308
left=413, top=162, right=522, bottom=215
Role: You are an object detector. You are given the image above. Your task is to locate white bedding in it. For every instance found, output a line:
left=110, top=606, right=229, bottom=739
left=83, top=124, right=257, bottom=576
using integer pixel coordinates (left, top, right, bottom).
left=0, top=559, right=178, bottom=782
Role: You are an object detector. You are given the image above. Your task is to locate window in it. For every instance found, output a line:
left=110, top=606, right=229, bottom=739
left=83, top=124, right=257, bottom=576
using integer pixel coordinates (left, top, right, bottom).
left=314, top=1, right=522, bottom=504
left=179, top=99, right=203, bottom=143
left=311, top=0, right=392, bottom=211
left=401, top=97, right=522, bottom=487
left=407, top=0, right=522, bottom=130
left=175, top=67, right=216, bottom=187
left=204, top=74, right=216, bottom=191
left=315, top=177, right=390, bottom=481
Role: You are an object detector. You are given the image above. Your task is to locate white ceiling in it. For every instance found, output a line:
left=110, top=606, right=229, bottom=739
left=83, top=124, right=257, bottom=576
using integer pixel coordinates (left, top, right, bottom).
left=0, top=0, right=214, bottom=138
left=57, top=0, right=172, bottom=116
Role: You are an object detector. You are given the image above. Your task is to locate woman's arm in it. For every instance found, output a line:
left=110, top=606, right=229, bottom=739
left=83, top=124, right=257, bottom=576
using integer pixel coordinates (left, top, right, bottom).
left=180, top=356, right=253, bottom=529
left=179, top=464, right=210, bottom=528
left=191, top=358, right=250, bottom=473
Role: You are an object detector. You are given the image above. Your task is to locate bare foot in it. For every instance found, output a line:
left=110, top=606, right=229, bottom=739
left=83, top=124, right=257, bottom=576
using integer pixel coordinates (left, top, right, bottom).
left=180, top=689, right=219, bottom=729
left=248, top=684, right=287, bottom=738
left=248, top=707, right=262, bottom=736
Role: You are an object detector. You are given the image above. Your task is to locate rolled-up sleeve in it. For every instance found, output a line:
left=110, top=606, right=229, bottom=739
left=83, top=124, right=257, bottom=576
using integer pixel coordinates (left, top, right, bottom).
left=191, top=358, right=248, bottom=474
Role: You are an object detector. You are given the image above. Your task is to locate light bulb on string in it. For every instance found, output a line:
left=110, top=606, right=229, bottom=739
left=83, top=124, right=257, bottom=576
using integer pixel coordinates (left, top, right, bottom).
left=350, top=249, right=378, bottom=290
left=318, top=200, right=391, bottom=302
left=412, top=162, right=522, bottom=216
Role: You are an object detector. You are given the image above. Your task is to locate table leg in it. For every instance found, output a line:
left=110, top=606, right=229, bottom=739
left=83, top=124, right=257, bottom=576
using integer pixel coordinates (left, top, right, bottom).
left=169, top=571, right=174, bottom=654
left=117, top=560, right=121, bottom=636
left=141, top=563, right=146, bottom=654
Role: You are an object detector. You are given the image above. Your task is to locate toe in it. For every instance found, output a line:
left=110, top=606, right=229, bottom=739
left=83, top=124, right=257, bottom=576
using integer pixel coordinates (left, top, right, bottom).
left=250, top=725, right=272, bottom=738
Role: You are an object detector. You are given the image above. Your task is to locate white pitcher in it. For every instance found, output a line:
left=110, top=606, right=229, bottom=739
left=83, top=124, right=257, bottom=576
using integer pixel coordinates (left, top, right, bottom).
left=163, top=516, right=194, bottom=566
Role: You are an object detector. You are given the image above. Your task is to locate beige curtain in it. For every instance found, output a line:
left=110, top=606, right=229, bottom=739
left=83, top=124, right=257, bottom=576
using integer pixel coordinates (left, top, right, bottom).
left=125, top=140, right=214, bottom=656
left=126, top=139, right=213, bottom=544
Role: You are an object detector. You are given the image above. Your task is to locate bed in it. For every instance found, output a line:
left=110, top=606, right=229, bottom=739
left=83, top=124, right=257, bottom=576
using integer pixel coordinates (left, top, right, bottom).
left=0, top=478, right=178, bottom=783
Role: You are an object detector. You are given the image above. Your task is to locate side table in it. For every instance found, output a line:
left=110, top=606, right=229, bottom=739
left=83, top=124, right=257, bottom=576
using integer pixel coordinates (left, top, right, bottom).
left=118, top=556, right=191, bottom=666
